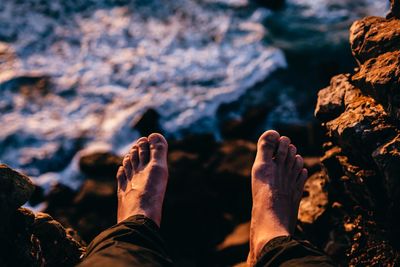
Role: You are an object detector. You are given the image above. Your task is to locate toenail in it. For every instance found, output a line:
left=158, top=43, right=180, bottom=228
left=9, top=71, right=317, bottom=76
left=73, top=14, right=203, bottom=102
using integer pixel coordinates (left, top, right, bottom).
left=280, top=136, right=290, bottom=143
left=149, top=136, right=161, bottom=144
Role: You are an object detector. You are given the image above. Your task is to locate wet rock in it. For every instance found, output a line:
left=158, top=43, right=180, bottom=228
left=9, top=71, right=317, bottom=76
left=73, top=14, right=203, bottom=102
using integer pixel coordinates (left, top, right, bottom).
left=0, top=164, right=35, bottom=212
left=79, top=152, right=122, bottom=180
left=350, top=17, right=400, bottom=64
left=48, top=177, right=118, bottom=242
left=28, top=184, right=45, bottom=206
left=131, top=109, right=163, bottom=136
left=252, top=0, right=285, bottom=10
left=74, top=179, right=116, bottom=207
left=0, top=74, right=50, bottom=96
left=219, top=106, right=269, bottom=140
left=169, top=134, right=217, bottom=157
left=46, top=183, right=76, bottom=211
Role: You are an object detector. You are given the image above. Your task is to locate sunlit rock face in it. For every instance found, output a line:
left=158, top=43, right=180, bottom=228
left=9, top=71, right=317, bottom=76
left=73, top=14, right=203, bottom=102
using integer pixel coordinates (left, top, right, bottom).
left=313, top=0, right=400, bottom=264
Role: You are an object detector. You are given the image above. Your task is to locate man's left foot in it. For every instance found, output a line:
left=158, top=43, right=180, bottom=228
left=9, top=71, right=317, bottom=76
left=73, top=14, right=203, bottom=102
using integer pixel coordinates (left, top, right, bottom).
left=247, top=130, right=308, bottom=265
left=116, top=133, right=169, bottom=226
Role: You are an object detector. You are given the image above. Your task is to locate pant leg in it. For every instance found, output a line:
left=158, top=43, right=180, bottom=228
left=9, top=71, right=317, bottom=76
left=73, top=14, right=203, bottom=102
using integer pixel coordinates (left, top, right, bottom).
left=78, top=215, right=173, bottom=267
left=255, top=236, right=337, bottom=267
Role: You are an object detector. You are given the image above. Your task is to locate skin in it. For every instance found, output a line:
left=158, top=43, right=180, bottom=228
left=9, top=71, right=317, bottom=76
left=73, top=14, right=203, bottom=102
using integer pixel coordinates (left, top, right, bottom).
left=115, top=130, right=307, bottom=266
left=116, top=133, right=168, bottom=226
left=247, top=130, right=308, bottom=266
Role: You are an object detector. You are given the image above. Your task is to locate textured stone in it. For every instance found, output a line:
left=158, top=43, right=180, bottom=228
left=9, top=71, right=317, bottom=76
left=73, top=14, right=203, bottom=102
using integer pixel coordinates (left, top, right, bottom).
left=315, top=74, right=364, bottom=122
left=352, top=51, right=400, bottom=93
left=79, top=152, right=122, bottom=180
left=352, top=51, right=400, bottom=119
left=314, top=2, right=400, bottom=264
left=372, top=134, right=400, bottom=201
left=347, top=213, right=400, bottom=266
left=0, top=207, right=85, bottom=267
left=350, top=17, right=400, bottom=64
left=0, top=164, right=35, bottom=211
left=315, top=75, right=347, bottom=122
left=33, top=212, right=85, bottom=267
left=325, top=95, right=396, bottom=160
left=298, top=171, right=329, bottom=224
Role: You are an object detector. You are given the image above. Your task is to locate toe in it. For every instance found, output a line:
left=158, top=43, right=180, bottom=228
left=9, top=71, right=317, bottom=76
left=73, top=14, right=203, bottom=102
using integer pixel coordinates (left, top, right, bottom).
left=123, top=154, right=133, bottom=178
left=137, top=138, right=150, bottom=167
left=285, top=144, right=297, bottom=169
left=130, top=145, right=139, bottom=171
left=148, top=133, right=168, bottom=164
left=297, top=168, right=308, bottom=188
left=292, top=155, right=304, bottom=177
left=276, top=136, right=291, bottom=165
left=116, top=166, right=127, bottom=192
left=256, top=130, right=280, bottom=162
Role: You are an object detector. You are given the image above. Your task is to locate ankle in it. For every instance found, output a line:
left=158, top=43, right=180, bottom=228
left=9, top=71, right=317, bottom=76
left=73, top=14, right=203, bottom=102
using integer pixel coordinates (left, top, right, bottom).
left=248, top=230, right=290, bottom=266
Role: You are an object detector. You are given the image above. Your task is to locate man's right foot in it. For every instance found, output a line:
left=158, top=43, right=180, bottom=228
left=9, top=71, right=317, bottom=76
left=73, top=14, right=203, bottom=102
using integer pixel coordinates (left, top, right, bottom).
left=116, top=133, right=169, bottom=227
left=248, top=130, right=308, bottom=266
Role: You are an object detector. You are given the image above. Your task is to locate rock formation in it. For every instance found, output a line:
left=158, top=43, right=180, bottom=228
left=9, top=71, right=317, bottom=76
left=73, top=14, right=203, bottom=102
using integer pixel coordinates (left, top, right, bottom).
left=314, top=0, right=400, bottom=264
left=3, top=1, right=399, bottom=266
left=0, top=164, right=85, bottom=267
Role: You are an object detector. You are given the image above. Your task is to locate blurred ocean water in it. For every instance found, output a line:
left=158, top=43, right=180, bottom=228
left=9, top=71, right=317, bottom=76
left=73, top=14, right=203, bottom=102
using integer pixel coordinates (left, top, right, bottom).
left=0, top=0, right=388, bottom=190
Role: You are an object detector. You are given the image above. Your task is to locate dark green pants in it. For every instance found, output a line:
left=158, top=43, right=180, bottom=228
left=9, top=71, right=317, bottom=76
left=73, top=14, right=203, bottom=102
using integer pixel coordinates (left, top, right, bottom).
left=78, top=215, right=336, bottom=266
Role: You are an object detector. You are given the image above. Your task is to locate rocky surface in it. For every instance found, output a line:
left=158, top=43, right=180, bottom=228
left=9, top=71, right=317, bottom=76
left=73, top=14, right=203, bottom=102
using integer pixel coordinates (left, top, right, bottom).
left=0, top=164, right=35, bottom=212
left=0, top=165, right=85, bottom=267
left=0, top=1, right=395, bottom=266
left=313, top=0, right=400, bottom=264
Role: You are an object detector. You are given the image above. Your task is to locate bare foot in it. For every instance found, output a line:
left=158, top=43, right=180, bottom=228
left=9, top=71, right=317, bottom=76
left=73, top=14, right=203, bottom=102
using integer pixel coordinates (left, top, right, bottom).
left=248, top=130, right=308, bottom=266
left=116, top=133, right=168, bottom=226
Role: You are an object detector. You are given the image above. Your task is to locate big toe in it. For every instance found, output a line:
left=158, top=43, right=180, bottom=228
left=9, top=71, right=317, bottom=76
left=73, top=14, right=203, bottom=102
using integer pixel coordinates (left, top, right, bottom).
left=148, top=133, right=168, bottom=164
left=256, top=130, right=280, bottom=162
